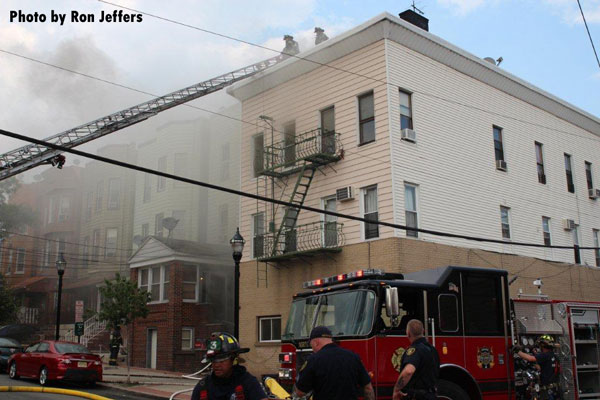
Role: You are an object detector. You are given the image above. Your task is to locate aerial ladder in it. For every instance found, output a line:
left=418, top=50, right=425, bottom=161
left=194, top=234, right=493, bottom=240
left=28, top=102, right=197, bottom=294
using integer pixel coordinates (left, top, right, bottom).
left=0, top=52, right=289, bottom=181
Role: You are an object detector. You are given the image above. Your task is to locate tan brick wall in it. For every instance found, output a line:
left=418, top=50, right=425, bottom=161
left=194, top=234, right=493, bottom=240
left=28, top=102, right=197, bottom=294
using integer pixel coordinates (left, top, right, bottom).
left=239, top=237, right=600, bottom=376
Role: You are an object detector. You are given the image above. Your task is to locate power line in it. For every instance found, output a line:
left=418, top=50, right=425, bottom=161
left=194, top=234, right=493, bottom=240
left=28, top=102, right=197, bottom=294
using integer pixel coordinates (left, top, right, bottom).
left=1, top=128, right=598, bottom=253
left=576, top=0, right=600, bottom=70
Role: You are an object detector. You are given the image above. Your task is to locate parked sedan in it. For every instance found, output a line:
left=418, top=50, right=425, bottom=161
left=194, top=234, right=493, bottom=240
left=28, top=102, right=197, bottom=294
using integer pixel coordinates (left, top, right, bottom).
left=8, top=340, right=102, bottom=386
left=0, top=337, right=21, bottom=372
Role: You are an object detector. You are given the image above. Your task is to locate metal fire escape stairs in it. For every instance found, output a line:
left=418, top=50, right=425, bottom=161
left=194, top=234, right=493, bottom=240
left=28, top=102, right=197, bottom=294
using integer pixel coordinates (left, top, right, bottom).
left=0, top=54, right=286, bottom=180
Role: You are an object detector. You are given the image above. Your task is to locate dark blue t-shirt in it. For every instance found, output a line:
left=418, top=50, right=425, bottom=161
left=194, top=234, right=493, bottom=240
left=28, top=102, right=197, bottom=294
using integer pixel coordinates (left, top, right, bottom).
left=191, top=365, right=266, bottom=400
left=535, top=350, right=559, bottom=386
left=296, top=343, right=371, bottom=400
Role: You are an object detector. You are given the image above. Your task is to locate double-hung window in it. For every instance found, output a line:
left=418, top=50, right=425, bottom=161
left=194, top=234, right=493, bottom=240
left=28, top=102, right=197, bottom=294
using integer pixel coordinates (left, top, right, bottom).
left=139, top=265, right=170, bottom=302
left=105, top=228, right=118, bottom=258
left=16, top=249, right=25, bottom=274
left=183, top=264, right=206, bottom=303
left=565, top=154, right=575, bottom=193
left=182, top=328, right=194, bottom=351
left=253, top=134, right=264, bottom=177
left=95, top=182, right=103, bottom=212
left=500, top=206, right=511, bottom=240
left=585, top=162, right=594, bottom=192
left=572, top=226, right=581, bottom=263
left=542, top=217, right=551, bottom=246
left=593, top=229, right=600, bottom=267
left=259, top=316, right=281, bottom=343
left=58, top=196, right=70, bottom=221
left=399, top=90, right=413, bottom=130
left=321, top=107, right=336, bottom=154
left=155, top=213, right=164, bottom=237
left=493, top=126, right=505, bottom=168
left=252, top=213, right=265, bottom=258
left=404, top=184, right=419, bottom=238
left=535, top=142, right=546, bottom=184
left=358, top=92, right=375, bottom=145
left=107, top=178, right=121, bottom=209
left=363, top=185, right=379, bottom=239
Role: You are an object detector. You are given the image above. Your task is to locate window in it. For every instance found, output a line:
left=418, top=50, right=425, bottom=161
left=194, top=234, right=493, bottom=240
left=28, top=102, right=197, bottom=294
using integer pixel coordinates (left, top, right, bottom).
left=92, top=230, right=100, bottom=261
left=363, top=185, right=379, bottom=239
left=565, top=154, right=575, bottom=193
left=259, top=316, right=281, bottom=342
left=593, top=229, right=600, bottom=267
left=320, top=107, right=335, bottom=154
left=139, top=265, right=170, bottom=302
left=174, top=154, right=188, bottom=188
left=438, top=294, right=458, bottom=332
left=143, top=173, right=151, bottom=202
left=155, top=213, right=164, bottom=237
left=47, top=197, right=56, bottom=224
left=252, top=213, right=265, bottom=258
left=141, top=223, right=149, bottom=238
left=95, top=182, right=103, bottom=212
left=535, top=142, right=546, bottom=184
left=322, top=196, right=338, bottom=247
left=182, top=328, right=194, bottom=351
left=221, top=144, right=230, bottom=180
left=542, top=217, right=551, bottom=246
left=500, top=206, right=511, bottom=240
left=283, top=122, right=296, bottom=165
left=105, top=228, right=118, bottom=258
left=85, top=192, right=93, bottom=221
left=82, top=236, right=89, bottom=268
left=493, top=126, right=505, bottom=162
left=358, top=92, right=375, bottom=145
left=157, top=156, right=166, bottom=191
left=57, top=196, right=70, bottom=221
left=585, top=161, right=594, bottom=191
left=183, top=264, right=206, bottom=302
left=572, top=226, right=581, bottom=264
left=253, top=134, right=264, bottom=177
left=6, top=249, right=13, bottom=274
left=463, top=274, right=503, bottom=335
left=404, top=184, right=418, bottom=238
left=399, top=90, right=413, bottom=130
left=16, top=248, right=25, bottom=274
left=172, top=210, right=185, bottom=239
left=44, top=241, right=52, bottom=267
left=107, top=178, right=121, bottom=209
left=284, top=207, right=299, bottom=253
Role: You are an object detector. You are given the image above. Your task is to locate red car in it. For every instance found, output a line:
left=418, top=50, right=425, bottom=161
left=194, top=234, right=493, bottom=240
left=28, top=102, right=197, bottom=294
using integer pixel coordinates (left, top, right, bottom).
left=8, top=340, right=102, bottom=386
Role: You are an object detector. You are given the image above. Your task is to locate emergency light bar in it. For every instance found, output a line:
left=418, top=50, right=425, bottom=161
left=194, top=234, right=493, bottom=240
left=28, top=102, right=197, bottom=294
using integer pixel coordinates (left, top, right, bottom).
left=302, top=269, right=385, bottom=289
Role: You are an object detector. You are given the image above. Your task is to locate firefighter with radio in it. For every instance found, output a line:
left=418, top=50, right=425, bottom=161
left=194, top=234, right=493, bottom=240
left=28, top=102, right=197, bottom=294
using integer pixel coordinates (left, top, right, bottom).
left=392, top=320, right=440, bottom=400
left=513, top=335, right=561, bottom=400
left=191, top=332, right=268, bottom=400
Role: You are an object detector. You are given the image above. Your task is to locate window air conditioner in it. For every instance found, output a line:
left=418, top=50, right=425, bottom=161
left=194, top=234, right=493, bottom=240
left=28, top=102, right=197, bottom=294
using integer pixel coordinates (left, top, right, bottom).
left=562, top=219, right=577, bottom=231
left=496, top=160, right=507, bottom=171
left=401, top=128, right=416, bottom=143
left=588, top=188, right=600, bottom=199
left=336, top=187, right=354, bottom=202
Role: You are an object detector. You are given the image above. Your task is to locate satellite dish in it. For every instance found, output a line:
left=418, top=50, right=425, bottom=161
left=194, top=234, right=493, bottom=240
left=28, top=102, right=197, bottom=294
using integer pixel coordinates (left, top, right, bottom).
left=483, top=57, right=496, bottom=65
left=162, top=217, right=179, bottom=238
left=132, top=235, right=143, bottom=247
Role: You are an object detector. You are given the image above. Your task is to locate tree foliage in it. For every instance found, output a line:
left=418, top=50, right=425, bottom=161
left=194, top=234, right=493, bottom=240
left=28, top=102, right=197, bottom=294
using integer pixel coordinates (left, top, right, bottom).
left=0, top=177, right=37, bottom=239
left=98, top=273, right=151, bottom=329
left=0, top=275, right=19, bottom=325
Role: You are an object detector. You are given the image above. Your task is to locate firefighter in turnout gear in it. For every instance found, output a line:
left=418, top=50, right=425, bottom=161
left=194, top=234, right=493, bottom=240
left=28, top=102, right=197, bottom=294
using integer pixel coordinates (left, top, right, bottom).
left=191, top=333, right=268, bottom=400
left=393, top=320, right=440, bottom=400
left=514, top=335, right=561, bottom=400
left=109, top=326, right=122, bottom=366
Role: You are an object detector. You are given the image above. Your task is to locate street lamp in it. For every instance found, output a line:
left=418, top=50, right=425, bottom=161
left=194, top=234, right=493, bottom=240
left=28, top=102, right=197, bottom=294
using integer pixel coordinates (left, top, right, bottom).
left=55, top=253, right=66, bottom=341
left=230, top=228, right=245, bottom=340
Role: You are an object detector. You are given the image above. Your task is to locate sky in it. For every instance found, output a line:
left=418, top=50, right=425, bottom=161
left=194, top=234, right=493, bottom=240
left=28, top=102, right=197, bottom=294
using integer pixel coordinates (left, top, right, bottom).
left=0, top=0, right=599, bottom=161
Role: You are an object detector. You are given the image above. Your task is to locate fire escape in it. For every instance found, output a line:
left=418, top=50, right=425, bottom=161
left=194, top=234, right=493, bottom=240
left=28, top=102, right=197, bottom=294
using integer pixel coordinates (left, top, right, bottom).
left=254, top=126, right=344, bottom=262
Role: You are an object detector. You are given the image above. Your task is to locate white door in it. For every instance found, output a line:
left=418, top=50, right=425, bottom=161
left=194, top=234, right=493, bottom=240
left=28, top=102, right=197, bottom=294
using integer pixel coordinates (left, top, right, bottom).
left=147, top=329, right=157, bottom=369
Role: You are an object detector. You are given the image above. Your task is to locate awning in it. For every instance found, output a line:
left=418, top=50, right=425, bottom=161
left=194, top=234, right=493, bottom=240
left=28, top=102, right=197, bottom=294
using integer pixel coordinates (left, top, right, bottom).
left=63, top=275, right=109, bottom=290
left=516, top=319, right=564, bottom=335
left=11, top=276, right=51, bottom=292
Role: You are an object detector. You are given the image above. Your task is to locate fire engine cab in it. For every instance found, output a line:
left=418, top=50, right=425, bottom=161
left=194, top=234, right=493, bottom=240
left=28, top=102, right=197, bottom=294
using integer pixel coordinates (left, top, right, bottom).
left=277, top=266, right=600, bottom=400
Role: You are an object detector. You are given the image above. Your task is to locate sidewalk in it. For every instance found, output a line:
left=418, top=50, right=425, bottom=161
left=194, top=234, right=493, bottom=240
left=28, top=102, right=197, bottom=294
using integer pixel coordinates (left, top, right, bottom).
left=99, top=363, right=200, bottom=399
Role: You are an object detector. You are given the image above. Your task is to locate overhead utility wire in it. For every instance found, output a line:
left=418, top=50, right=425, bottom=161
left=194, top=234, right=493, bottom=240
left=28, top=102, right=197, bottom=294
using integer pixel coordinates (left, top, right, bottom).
left=1, top=128, right=598, bottom=252
left=576, top=0, right=600, bottom=69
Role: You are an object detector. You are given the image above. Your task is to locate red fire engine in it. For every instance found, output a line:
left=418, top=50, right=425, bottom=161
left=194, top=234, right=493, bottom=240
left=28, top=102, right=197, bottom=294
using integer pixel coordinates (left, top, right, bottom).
left=276, top=266, right=600, bottom=400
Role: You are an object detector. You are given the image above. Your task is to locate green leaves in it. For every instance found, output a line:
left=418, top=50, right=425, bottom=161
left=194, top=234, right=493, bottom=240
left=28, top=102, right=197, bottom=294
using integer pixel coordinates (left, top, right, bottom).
left=98, top=273, right=151, bottom=329
left=0, top=275, right=19, bottom=324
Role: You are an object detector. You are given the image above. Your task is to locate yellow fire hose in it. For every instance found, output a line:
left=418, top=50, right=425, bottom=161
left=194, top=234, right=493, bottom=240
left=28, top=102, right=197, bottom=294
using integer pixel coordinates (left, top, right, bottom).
left=264, top=377, right=291, bottom=399
left=0, top=386, right=114, bottom=400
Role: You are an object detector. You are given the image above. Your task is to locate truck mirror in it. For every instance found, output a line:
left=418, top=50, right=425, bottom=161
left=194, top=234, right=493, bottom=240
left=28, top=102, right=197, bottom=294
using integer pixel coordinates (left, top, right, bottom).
left=385, top=287, right=399, bottom=320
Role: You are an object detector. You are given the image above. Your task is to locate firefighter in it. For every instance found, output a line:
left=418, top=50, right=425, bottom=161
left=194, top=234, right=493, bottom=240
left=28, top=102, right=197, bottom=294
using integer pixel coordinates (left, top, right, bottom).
left=314, top=27, right=328, bottom=45
left=392, top=320, right=440, bottom=400
left=514, top=335, right=561, bottom=400
left=295, top=326, right=375, bottom=400
left=109, top=326, right=122, bottom=366
left=281, top=35, right=300, bottom=57
left=191, top=332, right=268, bottom=400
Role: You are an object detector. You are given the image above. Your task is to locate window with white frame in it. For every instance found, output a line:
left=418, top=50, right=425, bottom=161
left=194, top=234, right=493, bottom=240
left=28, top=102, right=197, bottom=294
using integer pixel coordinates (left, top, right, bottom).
left=174, top=154, right=188, bottom=188
left=542, top=217, right=551, bottom=246
left=15, top=248, right=25, bottom=273
left=585, top=161, right=594, bottom=191
left=157, top=156, right=167, bottom=191
left=221, top=144, right=230, bottom=180
left=58, top=196, right=70, bottom=221
left=172, top=210, right=185, bottom=239
left=105, top=228, right=118, bottom=258
left=252, top=213, right=265, bottom=258
left=283, top=122, right=296, bottom=165
left=258, top=316, right=281, bottom=342
left=321, top=107, right=336, bottom=154
left=139, top=265, right=170, bottom=302
left=500, top=206, right=511, bottom=240
left=107, top=178, right=121, bottom=209
left=358, top=92, right=375, bottom=145
left=493, top=126, right=505, bottom=163
left=141, top=223, right=149, bottom=238
left=535, top=142, right=546, bottom=184
left=565, top=153, right=575, bottom=193
left=593, top=229, right=600, bottom=267
left=253, top=134, right=264, bottom=177
left=182, top=264, right=206, bottom=302
left=572, top=226, right=581, bottom=264
left=182, top=328, right=194, bottom=350
left=399, top=90, right=413, bottom=130
left=96, top=182, right=103, bottom=212
left=155, top=213, right=164, bottom=237
left=404, top=183, right=419, bottom=238
left=322, top=196, right=337, bottom=247
left=363, top=185, right=379, bottom=239
left=7, top=249, right=13, bottom=274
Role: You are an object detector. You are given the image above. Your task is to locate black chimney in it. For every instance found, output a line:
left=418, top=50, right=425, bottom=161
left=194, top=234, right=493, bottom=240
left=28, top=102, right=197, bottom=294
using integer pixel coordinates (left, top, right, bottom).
left=399, top=9, right=429, bottom=31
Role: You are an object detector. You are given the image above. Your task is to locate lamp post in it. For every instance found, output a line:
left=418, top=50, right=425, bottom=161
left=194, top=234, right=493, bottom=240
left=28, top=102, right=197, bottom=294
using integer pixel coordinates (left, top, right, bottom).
left=55, top=253, right=66, bottom=341
left=230, top=228, right=245, bottom=340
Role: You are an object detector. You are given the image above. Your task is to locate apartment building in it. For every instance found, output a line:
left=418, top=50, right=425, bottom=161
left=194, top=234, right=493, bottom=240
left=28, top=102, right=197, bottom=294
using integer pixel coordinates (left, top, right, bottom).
left=226, top=11, right=600, bottom=375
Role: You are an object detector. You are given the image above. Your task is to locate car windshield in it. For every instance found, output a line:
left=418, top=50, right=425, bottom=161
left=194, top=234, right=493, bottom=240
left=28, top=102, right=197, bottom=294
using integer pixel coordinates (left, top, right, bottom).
left=283, top=290, right=376, bottom=339
left=54, top=343, right=92, bottom=354
left=0, top=338, right=20, bottom=347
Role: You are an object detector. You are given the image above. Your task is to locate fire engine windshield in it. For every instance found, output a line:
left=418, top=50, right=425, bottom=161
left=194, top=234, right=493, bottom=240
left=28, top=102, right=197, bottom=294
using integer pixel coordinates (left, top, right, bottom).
left=283, top=290, right=376, bottom=339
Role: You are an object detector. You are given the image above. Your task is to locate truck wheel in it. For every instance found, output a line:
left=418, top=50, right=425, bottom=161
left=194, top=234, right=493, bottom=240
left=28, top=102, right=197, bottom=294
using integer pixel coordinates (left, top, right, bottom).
left=438, top=380, right=470, bottom=400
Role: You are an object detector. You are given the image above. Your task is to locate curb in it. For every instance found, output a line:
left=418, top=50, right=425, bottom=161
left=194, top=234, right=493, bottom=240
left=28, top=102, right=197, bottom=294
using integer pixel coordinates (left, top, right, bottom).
left=0, top=386, right=113, bottom=400
left=97, top=382, right=173, bottom=400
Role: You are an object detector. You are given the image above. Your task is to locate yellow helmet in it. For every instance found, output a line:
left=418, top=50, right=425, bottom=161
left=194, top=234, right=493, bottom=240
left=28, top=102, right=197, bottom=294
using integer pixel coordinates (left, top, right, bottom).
left=537, top=334, right=554, bottom=348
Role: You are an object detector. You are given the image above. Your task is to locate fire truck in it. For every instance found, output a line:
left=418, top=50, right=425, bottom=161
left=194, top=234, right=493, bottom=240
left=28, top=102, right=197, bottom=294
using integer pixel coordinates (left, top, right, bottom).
left=276, top=266, right=600, bottom=400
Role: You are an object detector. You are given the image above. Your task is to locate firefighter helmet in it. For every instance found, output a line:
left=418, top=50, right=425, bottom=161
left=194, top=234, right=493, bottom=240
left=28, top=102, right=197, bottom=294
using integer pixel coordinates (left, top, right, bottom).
left=204, top=332, right=249, bottom=362
left=536, top=334, right=555, bottom=348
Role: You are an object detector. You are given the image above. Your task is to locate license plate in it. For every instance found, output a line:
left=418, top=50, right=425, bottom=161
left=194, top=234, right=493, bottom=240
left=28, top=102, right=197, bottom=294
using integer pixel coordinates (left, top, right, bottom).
left=77, top=361, right=87, bottom=368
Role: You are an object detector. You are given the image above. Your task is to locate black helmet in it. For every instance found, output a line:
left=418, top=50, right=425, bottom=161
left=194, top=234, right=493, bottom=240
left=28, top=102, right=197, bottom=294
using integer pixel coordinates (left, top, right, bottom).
left=204, top=332, right=249, bottom=362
